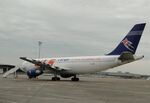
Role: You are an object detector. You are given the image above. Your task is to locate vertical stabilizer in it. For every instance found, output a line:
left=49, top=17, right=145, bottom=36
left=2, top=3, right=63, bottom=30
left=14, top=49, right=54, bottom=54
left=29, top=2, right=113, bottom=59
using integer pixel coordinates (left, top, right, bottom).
left=108, top=23, right=146, bottom=55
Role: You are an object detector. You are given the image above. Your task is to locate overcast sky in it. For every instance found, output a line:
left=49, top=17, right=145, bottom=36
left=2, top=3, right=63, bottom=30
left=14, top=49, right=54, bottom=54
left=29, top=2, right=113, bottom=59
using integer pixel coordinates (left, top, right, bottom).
left=0, top=0, right=149, bottom=74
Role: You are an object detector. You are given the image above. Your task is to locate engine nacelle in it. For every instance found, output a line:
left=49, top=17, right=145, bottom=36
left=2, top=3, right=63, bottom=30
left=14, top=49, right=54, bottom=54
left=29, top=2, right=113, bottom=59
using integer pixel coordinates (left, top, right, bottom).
left=27, top=69, right=43, bottom=78
left=60, top=74, right=74, bottom=78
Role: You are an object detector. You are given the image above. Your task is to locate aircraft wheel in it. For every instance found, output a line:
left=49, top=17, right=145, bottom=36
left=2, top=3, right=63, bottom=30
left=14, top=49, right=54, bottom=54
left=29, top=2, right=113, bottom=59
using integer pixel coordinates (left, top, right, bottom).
left=57, top=77, right=60, bottom=81
left=28, top=76, right=32, bottom=79
left=71, top=77, right=79, bottom=81
left=52, top=77, right=60, bottom=81
left=52, top=77, right=56, bottom=81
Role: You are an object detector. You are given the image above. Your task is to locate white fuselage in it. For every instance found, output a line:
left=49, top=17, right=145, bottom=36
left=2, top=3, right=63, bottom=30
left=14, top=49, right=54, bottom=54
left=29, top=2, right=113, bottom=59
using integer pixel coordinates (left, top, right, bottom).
left=21, top=55, right=122, bottom=74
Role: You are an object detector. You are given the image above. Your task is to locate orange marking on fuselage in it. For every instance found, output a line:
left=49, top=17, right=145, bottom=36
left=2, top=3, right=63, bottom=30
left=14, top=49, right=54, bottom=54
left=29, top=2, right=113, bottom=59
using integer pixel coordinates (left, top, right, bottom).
left=47, top=60, right=55, bottom=65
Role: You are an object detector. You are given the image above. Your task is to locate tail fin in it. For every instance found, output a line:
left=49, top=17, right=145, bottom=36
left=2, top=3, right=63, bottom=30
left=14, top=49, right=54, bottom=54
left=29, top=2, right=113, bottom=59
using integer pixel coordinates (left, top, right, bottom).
left=108, top=23, right=146, bottom=55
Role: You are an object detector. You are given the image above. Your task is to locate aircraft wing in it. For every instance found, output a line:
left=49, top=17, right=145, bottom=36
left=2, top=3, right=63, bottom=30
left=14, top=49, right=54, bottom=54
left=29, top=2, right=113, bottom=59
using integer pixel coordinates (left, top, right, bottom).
left=20, top=57, right=62, bottom=71
left=20, top=57, right=43, bottom=66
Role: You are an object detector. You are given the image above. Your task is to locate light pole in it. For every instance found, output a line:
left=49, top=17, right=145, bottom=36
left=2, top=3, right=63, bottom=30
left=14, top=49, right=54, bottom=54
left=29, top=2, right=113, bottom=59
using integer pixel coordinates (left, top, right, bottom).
left=38, top=41, right=42, bottom=58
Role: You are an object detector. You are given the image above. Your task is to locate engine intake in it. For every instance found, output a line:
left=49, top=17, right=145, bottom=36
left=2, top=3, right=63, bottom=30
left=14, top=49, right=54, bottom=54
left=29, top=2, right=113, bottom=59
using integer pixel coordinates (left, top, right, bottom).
left=27, top=69, right=43, bottom=78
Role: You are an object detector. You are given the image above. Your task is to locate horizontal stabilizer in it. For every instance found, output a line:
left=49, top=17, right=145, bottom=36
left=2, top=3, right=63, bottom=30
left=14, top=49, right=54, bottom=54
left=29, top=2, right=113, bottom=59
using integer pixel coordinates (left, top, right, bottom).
left=118, top=52, right=144, bottom=63
left=118, top=52, right=134, bottom=62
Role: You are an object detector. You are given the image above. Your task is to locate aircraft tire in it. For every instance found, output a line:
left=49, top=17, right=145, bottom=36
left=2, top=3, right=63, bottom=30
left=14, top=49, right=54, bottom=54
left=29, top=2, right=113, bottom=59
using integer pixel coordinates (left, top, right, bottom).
left=57, top=77, right=60, bottom=81
left=52, top=77, right=60, bottom=81
left=71, top=77, right=79, bottom=81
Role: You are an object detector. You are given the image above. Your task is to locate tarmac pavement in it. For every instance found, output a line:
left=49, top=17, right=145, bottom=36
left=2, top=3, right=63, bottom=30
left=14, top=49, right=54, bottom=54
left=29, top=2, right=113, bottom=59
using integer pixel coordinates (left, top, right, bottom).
left=0, top=74, right=150, bottom=103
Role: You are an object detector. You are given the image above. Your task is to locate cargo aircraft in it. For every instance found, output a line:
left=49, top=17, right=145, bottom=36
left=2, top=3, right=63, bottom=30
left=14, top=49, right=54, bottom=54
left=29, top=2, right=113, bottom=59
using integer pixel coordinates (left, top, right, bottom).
left=3, top=23, right=146, bottom=81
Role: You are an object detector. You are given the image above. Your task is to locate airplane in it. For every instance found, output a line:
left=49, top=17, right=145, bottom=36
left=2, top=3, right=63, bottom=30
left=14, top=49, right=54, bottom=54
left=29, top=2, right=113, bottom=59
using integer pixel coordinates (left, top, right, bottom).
left=3, top=23, right=146, bottom=81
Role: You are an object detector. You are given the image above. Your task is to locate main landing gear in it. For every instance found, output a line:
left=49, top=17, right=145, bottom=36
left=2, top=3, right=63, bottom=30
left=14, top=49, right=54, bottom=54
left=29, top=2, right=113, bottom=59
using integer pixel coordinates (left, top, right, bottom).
left=51, top=77, right=60, bottom=81
left=51, top=73, right=60, bottom=81
left=71, top=75, right=79, bottom=81
left=51, top=74, right=79, bottom=81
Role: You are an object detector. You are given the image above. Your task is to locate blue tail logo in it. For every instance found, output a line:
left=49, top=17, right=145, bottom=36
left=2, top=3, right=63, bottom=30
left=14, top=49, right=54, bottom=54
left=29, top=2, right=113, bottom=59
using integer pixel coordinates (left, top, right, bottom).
left=108, top=23, right=146, bottom=55
left=121, top=38, right=134, bottom=52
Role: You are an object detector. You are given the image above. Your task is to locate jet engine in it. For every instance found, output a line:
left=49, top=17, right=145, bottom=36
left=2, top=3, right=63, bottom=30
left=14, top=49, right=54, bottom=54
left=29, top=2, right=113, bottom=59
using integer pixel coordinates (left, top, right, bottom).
left=27, top=69, right=43, bottom=78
